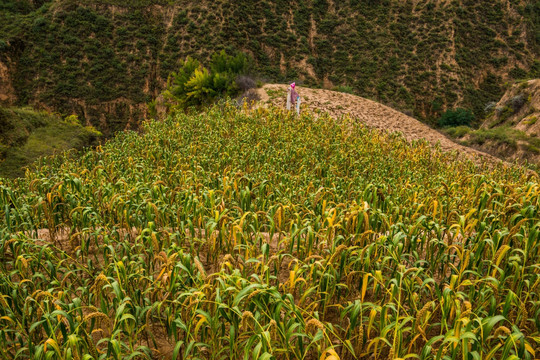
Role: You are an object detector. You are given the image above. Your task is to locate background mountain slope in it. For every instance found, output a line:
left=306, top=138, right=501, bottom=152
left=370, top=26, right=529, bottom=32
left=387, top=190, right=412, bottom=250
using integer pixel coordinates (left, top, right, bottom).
left=1, top=0, right=539, bottom=133
left=445, top=79, right=540, bottom=164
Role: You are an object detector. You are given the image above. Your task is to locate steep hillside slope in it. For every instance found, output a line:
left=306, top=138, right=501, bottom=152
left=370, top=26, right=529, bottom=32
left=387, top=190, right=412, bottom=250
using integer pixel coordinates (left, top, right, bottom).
left=0, top=106, right=101, bottom=178
left=1, top=0, right=539, bottom=133
left=485, top=79, right=540, bottom=134
left=444, top=79, right=540, bottom=165
left=258, top=84, right=502, bottom=165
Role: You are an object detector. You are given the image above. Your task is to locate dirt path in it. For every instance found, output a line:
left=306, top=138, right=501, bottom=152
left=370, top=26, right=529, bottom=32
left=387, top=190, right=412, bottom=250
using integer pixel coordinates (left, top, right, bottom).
left=257, top=84, right=503, bottom=165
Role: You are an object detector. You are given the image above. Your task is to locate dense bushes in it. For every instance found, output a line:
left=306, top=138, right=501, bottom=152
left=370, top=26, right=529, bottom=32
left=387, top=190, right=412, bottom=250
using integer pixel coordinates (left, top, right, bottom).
left=438, top=108, right=475, bottom=127
left=163, top=51, right=253, bottom=108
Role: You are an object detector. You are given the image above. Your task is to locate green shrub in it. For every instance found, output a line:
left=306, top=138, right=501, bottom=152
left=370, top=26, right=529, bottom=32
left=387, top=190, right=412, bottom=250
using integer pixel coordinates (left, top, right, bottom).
left=166, top=56, right=201, bottom=103
left=185, top=67, right=216, bottom=103
left=510, top=94, right=526, bottom=112
left=163, top=51, right=252, bottom=108
left=210, top=50, right=249, bottom=74
left=490, top=105, right=514, bottom=127
left=444, top=125, right=472, bottom=138
left=525, top=144, right=540, bottom=154
left=438, top=108, right=475, bottom=127
left=463, top=126, right=535, bottom=151
left=524, top=116, right=537, bottom=126
left=64, top=114, right=81, bottom=125
left=509, top=66, right=528, bottom=79
left=147, top=99, right=157, bottom=119
left=333, top=85, right=355, bottom=94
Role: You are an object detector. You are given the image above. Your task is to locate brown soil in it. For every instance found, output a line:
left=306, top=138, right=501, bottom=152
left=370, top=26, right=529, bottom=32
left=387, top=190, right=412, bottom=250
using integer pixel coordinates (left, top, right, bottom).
left=257, top=84, right=503, bottom=165
left=0, top=60, right=16, bottom=105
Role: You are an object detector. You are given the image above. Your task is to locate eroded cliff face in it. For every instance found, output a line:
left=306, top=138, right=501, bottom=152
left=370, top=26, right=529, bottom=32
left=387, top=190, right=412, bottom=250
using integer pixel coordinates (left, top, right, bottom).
left=0, top=59, right=16, bottom=105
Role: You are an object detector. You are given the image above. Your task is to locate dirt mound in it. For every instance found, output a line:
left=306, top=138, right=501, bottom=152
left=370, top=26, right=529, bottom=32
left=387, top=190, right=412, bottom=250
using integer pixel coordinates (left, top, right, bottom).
left=257, top=84, right=502, bottom=165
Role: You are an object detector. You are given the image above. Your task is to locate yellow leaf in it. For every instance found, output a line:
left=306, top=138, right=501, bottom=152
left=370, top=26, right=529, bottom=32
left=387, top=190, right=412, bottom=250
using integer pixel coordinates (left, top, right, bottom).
left=524, top=343, right=535, bottom=357
left=44, top=338, right=61, bottom=354
left=194, top=314, right=207, bottom=335
left=320, top=348, right=340, bottom=360
left=491, top=245, right=510, bottom=277
left=0, top=316, right=13, bottom=323
left=465, top=208, right=476, bottom=220
left=361, top=273, right=370, bottom=302
left=289, top=270, right=296, bottom=290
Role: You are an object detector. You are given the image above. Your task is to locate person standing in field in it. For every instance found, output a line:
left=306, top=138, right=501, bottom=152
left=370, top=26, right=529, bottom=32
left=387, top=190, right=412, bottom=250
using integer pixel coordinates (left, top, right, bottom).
left=290, top=82, right=300, bottom=115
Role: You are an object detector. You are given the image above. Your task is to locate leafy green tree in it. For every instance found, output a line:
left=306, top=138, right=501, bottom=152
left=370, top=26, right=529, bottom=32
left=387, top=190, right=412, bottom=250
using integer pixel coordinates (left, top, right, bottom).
left=185, top=67, right=216, bottom=105
left=438, top=108, right=475, bottom=127
left=212, top=71, right=235, bottom=95
left=166, top=56, right=201, bottom=105
left=163, top=51, right=252, bottom=109
left=210, top=50, right=248, bottom=74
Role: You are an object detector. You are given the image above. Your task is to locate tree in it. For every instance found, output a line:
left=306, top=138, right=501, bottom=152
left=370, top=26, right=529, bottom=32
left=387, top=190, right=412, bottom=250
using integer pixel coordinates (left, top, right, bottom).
left=162, top=51, right=253, bottom=109
left=210, top=50, right=248, bottom=74
left=438, top=108, right=475, bottom=127
left=185, top=67, right=215, bottom=106
left=166, top=56, right=201, bottom=105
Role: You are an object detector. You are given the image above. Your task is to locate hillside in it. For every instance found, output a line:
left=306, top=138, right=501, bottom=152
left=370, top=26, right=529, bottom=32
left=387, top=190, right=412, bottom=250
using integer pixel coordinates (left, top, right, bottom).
left=492, top=79, right=540, bottom=134
left=443, top=79, right=540, bottom=165
left=1, top=0, right=539, bottom=133
left=0, top=106, right=102, bottom=178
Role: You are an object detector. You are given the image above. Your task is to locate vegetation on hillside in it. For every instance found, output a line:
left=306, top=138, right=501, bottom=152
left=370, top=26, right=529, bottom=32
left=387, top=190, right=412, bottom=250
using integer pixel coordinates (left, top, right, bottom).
left=437, top=108, right=475, bottom=128
left=0, top=103, right=538, bottom=359
left=0, top=107, right=101, bottom=178
left=1, top=0, right=539, bottom=131
left=159, top=51, right=253, bottom=110
left=443, top=79, right=540, bottom=165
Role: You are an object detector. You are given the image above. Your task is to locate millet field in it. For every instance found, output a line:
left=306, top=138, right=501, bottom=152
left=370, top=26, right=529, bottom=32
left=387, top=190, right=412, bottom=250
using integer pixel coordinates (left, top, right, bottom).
left=0, top=103, right=539, bottom=359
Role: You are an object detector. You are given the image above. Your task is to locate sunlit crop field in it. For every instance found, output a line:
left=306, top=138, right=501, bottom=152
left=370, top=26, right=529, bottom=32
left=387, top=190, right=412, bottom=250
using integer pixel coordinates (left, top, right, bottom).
left=1, top=103, right=538, bottom=359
